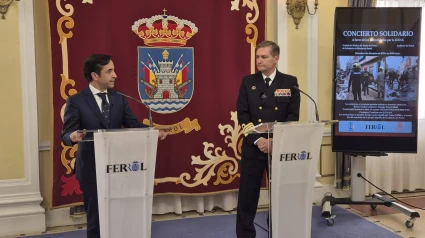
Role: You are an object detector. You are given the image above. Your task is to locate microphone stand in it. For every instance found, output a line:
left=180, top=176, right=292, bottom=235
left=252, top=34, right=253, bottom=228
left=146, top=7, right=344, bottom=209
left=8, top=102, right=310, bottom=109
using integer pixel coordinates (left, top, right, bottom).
left=116, top=92, right=154, bottom=129
left=293, top=85, right=320, bottom=121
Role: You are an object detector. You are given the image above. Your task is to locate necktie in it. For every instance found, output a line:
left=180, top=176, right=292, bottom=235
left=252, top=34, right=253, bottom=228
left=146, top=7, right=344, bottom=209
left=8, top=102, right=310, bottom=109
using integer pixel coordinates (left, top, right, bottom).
left=265, top=78, right=271, bottom=90
left=97, top=92, right=110, bottom=127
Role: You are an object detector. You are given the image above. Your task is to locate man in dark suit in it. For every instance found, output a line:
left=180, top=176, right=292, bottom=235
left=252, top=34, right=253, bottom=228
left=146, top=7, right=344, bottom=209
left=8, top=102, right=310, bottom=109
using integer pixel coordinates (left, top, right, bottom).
left=62, top=54, right=167, bottom=238
left=236, top=41, right=300, bottom=238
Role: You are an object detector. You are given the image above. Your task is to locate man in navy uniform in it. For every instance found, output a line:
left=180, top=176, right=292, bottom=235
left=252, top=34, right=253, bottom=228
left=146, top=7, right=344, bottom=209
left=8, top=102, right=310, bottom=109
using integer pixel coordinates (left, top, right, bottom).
left=235, top=40, right=300, bottom=238
left=62, top=54, right=167, bottom=238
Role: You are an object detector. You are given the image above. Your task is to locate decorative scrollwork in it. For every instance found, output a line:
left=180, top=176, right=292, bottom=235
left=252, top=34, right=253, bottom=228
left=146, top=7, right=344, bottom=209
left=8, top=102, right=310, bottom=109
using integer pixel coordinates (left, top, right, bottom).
left=230, top=0, right=259, bottom=24
left=176, top=111, right=243, bottom=187
left=57, top=16, right=74, bottom=44
left=245, top=23, right=258, bottom=47
left=219, top=111, right=243, bottom=160
left=242, top=0, right=259, bottom=24
left=179, top=142, right=240, bottom=187
left=214, top=162, right=240, bottom=185
left=56, top=0, right=74, bottom=17
left=230, top=0, right=241, bottom=11
left=61, top=142, right=77, bottom=175
left=60, top=74, right=77, bottom=100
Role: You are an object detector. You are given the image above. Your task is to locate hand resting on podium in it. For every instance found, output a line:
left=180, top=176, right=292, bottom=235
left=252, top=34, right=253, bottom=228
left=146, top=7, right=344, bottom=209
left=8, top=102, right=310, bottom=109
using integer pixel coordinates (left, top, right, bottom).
left=158, top=130, right=168, bottom=140
left=256, top=137, right=273, bottom=154
left=70, top=130, right=87, bottom=142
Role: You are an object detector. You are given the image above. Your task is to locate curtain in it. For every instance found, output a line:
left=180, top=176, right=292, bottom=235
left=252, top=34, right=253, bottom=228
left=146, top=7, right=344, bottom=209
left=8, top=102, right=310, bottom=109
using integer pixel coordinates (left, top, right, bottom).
left=152, top=191, right=269, bottom=214
left=50, top=0, right=266, bottom=215
left=348, top=0, right=376, bottom=7
left=365, top=120, right=425, bottom=194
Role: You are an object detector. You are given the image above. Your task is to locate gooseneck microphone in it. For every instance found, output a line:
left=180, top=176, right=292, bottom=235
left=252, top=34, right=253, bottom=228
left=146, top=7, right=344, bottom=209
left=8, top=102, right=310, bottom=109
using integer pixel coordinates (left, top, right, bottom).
left=292, top=85, right=320, bottom=121
left=116, top=91, right=153, bottom=128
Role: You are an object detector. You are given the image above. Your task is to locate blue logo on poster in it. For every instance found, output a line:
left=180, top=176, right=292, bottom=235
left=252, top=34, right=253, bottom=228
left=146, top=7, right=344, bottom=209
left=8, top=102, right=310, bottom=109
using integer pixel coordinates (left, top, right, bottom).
left=348, top=122, right=354, bottom=131
left=138, top=47, right=194, bottom=114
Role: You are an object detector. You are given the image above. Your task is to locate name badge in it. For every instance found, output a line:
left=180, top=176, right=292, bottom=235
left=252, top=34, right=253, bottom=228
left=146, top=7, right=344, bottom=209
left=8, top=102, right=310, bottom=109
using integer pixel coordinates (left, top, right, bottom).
left=275, top=89, right=291, bottom=97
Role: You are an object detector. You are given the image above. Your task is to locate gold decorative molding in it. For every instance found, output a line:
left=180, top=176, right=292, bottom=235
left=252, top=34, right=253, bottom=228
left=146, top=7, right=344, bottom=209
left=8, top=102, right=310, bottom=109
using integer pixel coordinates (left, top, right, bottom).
left=56, top=0, right=79, bottom=203
left=57, top=16, right=74, bottom=44
left=60, top=74, right=77, bottom=100
left=286, top=0, right=318, bottom=29
left=245, top=23, right=258, bottom=74
left=214, top=162, right=239, bottom=185
left=56, top=0, right=74, bottom=17
left=243, top=0, right=259, bottom=24
left=0, top=0, right=18, bottom=20
left=61, top=142, right=77, bottom=175
left=153, top=111, right=243, bottom=187
left=231, top=0, right=259, bottom=74
left=178, top=111, right=242, bottom=187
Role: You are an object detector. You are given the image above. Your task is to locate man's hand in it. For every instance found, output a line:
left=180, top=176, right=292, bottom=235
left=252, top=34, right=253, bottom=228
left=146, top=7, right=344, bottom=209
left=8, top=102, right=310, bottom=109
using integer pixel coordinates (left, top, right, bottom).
left=158, top=130, right=168, bottom=140
left=70, top=130, right=86, bottom=143
left=257, top=138, right=273, bottom=154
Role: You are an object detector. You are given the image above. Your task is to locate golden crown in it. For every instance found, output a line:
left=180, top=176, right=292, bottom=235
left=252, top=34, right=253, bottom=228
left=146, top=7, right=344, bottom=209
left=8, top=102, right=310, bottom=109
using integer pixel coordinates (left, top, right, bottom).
left=131, top=9, right=198, bottom=47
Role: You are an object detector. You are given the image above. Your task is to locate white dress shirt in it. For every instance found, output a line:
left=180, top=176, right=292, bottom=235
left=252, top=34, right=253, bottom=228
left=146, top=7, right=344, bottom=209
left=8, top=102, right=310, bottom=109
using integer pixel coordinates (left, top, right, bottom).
left=262, top=68, right=277, bottom=86
left=89, top=84, right=109, bottom=112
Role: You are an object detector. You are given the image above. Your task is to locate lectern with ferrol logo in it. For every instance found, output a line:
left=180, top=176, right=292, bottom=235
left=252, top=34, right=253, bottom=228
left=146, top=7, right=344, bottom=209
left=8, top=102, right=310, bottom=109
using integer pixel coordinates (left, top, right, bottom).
left=246, top=121, right=337, bottom=238
left=82, top=128, right=158, bottom=238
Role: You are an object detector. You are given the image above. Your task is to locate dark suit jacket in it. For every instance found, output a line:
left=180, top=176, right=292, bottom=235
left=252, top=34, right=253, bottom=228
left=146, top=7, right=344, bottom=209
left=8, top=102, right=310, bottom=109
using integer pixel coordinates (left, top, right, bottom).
left=236, top=70, right=300, bottom=160
left=62, top=87, right=147, bottom=183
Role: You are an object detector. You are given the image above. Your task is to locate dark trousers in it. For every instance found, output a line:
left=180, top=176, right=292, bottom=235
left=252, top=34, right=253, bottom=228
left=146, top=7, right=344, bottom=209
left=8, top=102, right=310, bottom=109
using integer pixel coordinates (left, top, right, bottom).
left=80, top=182, right=100, bottom=238
left=236, top=157, right=270, bottom=238
left=353, top=90, right=362, bottom=100
left=362, top=84, right=369, bottom=95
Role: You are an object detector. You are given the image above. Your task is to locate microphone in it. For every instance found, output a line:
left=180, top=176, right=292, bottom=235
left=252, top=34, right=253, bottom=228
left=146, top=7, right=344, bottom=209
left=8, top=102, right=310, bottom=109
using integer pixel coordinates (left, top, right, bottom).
left=116, top=91, right=153, bottom=128
left=292, top=85, right=320, bottom=121
left=259, top=92, right=267, bottom=99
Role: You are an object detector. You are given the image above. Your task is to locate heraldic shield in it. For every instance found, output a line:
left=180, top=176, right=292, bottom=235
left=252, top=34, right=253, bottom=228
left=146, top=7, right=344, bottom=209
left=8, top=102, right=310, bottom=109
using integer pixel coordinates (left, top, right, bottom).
left=138, top=47, right=194, bottom=114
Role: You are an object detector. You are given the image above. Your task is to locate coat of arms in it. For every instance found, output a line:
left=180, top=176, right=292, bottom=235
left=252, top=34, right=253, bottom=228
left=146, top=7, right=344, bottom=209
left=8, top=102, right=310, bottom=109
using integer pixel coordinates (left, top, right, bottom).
left=132, top=9, right=198, bottom=114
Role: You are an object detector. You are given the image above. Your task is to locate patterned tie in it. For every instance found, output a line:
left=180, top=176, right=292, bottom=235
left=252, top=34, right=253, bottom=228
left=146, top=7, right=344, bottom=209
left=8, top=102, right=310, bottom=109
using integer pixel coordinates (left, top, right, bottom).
left=265, top=77, right=271, bottom=90
left=97, top=92, right=110, bottom=127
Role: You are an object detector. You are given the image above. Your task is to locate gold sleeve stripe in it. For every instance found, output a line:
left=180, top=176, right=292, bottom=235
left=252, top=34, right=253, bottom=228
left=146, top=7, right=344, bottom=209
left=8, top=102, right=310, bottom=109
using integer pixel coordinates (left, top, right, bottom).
left=242, top=122, right=255, bottom=136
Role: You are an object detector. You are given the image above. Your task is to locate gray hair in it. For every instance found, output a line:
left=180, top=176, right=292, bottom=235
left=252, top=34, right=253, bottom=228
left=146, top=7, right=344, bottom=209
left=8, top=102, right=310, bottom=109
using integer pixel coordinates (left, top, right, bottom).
left=255, top=40, right=280, bottom=57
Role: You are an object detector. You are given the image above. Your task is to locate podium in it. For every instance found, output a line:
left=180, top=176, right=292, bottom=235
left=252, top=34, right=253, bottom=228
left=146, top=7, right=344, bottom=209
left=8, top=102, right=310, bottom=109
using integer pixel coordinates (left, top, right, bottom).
left=247, top=120, right=337, bottom=238
left=82, top=128, right=159, bottom=238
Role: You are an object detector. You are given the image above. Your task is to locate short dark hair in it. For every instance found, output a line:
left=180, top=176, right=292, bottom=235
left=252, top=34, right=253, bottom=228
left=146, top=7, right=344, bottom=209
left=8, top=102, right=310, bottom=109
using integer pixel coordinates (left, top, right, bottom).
left=255, top=40, right=280, bottom=57
left=83, top=54, right=112, bottom=82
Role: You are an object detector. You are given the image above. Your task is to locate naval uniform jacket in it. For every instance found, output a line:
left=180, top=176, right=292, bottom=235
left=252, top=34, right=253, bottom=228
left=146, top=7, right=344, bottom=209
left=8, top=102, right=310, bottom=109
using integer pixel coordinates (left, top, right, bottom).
left=236, top=70, right=301, bottom=160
